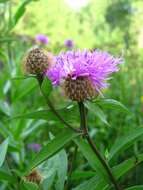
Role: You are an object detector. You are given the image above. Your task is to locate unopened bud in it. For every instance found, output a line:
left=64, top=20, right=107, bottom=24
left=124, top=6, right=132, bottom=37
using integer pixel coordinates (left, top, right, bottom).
left=23, top=48, right=55, bottom=75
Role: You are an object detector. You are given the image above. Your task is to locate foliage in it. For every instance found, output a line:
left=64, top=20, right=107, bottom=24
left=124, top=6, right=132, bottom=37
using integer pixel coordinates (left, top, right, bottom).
left=0, top=0, right=143, bottom=189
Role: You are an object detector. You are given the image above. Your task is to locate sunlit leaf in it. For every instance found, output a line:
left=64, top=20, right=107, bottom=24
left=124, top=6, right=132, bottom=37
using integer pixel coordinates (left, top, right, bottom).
left=0, top=138, right=9, bottom=167
left=0, top=0, right=10, bottom=2
left=11, top=0, right=39, bottom=29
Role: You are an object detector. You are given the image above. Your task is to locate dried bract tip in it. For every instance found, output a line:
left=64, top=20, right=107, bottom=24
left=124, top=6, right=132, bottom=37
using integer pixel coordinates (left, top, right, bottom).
left=64, top=76, right=97, bottom=102
left=25, top=169, right=42, bottom=184
left=23, top=48, right=55, bottom=75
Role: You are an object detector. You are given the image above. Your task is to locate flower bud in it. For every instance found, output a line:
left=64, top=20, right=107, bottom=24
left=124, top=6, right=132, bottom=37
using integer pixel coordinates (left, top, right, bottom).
left=23, top=48, right=54, bottom=75
left=25, top=169, right=42, bottom=184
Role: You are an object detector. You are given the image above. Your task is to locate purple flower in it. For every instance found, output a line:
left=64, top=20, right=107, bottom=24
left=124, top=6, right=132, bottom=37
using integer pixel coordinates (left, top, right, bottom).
left=64, top=39, right=74, bottom=48
left=46, top=50, right=123, bottom=93
left=27, top=143, right=41, bottom=152
left=35, top=34, right=49, bottom=45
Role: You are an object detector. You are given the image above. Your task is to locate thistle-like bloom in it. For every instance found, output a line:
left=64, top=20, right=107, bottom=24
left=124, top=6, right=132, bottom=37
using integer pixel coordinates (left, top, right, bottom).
left=46, top=50, right=123, bottom=101
left=35, top=34, right=49, bottom=45
left=23, top=48, right=55, bottom=75
left=64, top=39, right=74, bottom=48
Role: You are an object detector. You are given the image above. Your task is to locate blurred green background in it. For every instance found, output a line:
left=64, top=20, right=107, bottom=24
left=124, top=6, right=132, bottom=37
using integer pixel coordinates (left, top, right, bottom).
left=1, top=0, right=143, bottom=189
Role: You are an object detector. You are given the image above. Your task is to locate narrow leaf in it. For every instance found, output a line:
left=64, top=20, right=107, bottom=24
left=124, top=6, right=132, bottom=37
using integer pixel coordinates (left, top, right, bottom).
left=71, top=170, right=95, bottom=180
left=109, top=127, right=143, bottom=162
left=125, top=186, right=143, bottom=190
left=9, top=105, right=78, bottom=123
left=0, top=138, right=9, bottom=167
left=20, top=181, right=38, bottom=190
left=55, top=150, right=68, bottom=190
left=85, top=101, right=110, bottom=126
left=0, top=168, right=16, bottom=183
left=41, top=78, right=52, bottom=97
left=74, top=138, right=110, bottom=183
left=13, top=77, right=37, bottom=101
left=0, top=0, right=10, bottom=2
left=76, top=153, right=143, bottom=190
left=24, top=129, right=79, bottom=175
left=11, top=0, right=39, bottom=29
left=95, top=99, right=130, bottom=114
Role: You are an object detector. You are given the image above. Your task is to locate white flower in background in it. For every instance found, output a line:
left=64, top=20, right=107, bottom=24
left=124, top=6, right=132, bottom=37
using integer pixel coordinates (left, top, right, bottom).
left=65, top=0, right=90, bottom=10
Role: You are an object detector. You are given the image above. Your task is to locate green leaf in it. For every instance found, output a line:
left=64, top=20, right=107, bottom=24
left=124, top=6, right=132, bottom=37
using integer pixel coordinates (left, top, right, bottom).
left=0, top=0, right=10, bottom=2
left=95, top=99, right=130, bottom=114
left=71, top=170, right=95, bottom=180
left=12, top=75, right=36, bottom=80
left=0, top=37, right=16, bottom=43
left=55, top=150, right=68, bottom=190
left=0, top=101, right=10, bottom=119
left=20, top=181, right=38, bottom=190
left=113, top=153, right=143, bottom=178
left=24, top=129, right=79, bottom=175
left=42, top=173, right=56, bottom=190
left=11, top=0, right=39, bottom=29
left=0, top=138, right=9, bottom=167
left=75, top=153, right=143, bottom=190
left=74, top=138, right=110, bottom=184
left=40, top=148, right=68, bottom=190
left=41, top=78, right=52, bottom=97
left=9, top=105, right=78, bottom=123
left=108, top=127, right=143, bottom=162
left=85, top=101, right=110, bottom=126
left=10, top=110, right=51, bottom=120
left=0, top=168, right=16, bottom=183
left=13, top=77, right=37, bottom=101
left=72, top=175, right=99, bottom=190
left=125, top=186, right=143, bottom=190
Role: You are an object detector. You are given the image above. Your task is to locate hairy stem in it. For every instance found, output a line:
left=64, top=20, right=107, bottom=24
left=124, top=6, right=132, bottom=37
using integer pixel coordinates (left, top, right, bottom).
left=78, top=102, right=121, bottom=190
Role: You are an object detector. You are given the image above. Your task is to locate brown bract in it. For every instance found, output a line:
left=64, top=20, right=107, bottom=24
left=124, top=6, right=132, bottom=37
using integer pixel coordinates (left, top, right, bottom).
left=25, top=169, right=42, bottom=184
left=63, top=76, right=97, bottom=102
left=23, top=48, right=55, bottom=75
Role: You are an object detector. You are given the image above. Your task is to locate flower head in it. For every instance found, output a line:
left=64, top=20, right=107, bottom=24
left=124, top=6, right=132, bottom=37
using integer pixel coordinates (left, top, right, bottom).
left=27, top=143, right=41, bottom=152
left=46, top=50, right=123, bottom=101
left=23, top=48, right=55, bottom=75
left=35, top=34, right=49, bottom=45
left=64, top=39, right=74, bottom=48
left=25, top=169, right=42, bottom=184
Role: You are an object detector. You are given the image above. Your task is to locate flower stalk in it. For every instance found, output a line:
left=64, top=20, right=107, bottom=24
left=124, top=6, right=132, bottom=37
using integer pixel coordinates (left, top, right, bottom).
left=37, top=77, right=80, bottom=133
left=78, top=101, right=121, bottom=190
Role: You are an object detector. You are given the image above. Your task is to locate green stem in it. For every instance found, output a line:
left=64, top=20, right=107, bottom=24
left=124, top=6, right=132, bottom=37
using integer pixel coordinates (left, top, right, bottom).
left=38, top=81, right=80, bottom=133
left=78, top=102, right=121, bottom=190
